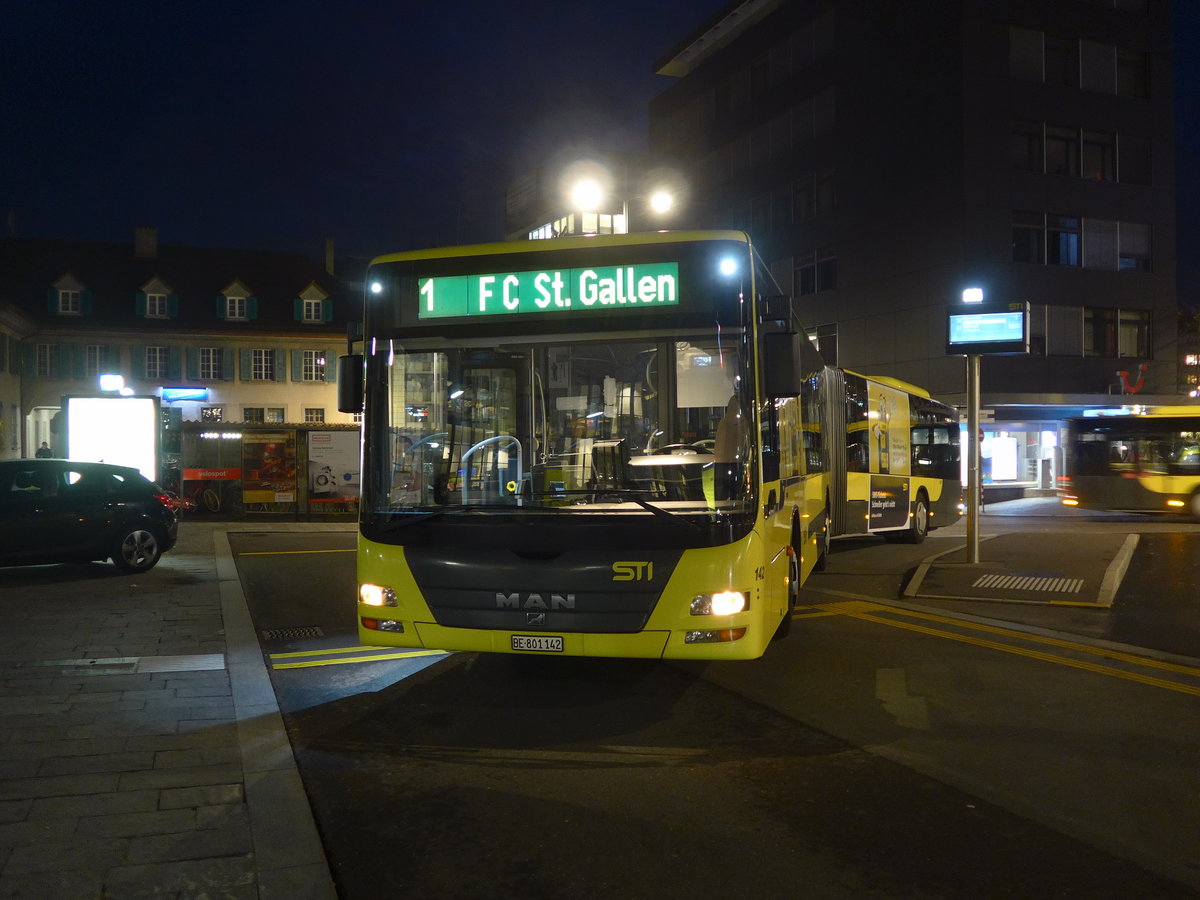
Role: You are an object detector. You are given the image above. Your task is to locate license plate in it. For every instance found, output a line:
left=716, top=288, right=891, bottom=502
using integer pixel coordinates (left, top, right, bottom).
left=511, top=635, right=564, bottom=653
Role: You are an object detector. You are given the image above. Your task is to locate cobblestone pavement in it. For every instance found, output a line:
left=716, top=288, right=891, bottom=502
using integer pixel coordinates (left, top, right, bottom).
left=0, top=523, right=337, bottom=900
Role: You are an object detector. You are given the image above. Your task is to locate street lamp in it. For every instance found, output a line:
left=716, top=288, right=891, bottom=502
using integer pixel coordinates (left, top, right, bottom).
left=561, top=161, right=679, bottom=235
left=963, top=287, right=983, bottom=563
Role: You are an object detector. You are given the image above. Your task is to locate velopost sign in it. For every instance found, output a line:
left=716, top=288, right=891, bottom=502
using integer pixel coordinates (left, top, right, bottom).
left=418, top=262, right=679, bottom=319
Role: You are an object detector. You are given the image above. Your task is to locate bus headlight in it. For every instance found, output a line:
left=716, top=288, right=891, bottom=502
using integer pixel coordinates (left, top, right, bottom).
left=359, top=583, right=397, bottom=607
left=690, top=591, right=747, bottom=616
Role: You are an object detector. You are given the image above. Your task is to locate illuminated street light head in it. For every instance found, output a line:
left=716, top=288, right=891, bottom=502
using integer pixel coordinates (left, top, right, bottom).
left=648, top=190, right=674, bottom=215
left=571, top=179, right=605, bottom=212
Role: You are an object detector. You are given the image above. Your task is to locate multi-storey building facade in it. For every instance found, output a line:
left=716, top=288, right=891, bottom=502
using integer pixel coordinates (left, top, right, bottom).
left=649, top=0, right=1182, bottom=492
left=0, top=229, right=361, bottom=465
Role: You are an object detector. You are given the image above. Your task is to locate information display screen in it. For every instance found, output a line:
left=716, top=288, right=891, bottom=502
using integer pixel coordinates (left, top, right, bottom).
left=418, top=262, right=679, bottom=319
left=946, top=303, right=1030, bottom=355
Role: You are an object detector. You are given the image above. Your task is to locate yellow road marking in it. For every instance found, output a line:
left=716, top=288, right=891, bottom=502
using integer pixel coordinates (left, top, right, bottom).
left=239, top=548, right=356, bottom=556
left=813, top=601, right=1200, bottom=698
left=271, top=648, right=446, bottom=669
left=807, top=589, right=1200, bottom=679
left=269, top=646, right=381, bottom=659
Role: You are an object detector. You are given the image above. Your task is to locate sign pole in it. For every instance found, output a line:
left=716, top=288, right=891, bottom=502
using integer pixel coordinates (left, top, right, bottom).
left=966, top=353, right=981, bottom=564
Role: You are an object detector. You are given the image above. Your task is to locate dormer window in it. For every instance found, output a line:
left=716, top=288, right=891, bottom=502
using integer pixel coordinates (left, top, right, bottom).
left=226, top=296, right=248, bottom=320
left=294, top=282, right=332, bottom=324
left=49, top=274, right=89, bottom=316
left=146, top=294, right=167, bottom=318
left=137, top=278, right=177, bottom=319
left=216, top=279, right=257, bottom=321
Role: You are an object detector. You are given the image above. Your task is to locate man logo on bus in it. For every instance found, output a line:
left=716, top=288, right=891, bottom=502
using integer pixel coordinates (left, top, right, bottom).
left=496, top=592, right=576, bottom=610
left=613, top=561, right=653, bottom=581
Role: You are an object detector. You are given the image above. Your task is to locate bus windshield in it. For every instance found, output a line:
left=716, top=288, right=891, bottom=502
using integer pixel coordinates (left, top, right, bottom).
left=368, top=334, right=752, bottom=519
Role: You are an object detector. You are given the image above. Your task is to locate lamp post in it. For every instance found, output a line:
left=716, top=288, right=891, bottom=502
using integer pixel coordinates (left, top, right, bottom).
left=962, top=287, right=983, bottom=564
left=567, top=174, right=675, bottom=235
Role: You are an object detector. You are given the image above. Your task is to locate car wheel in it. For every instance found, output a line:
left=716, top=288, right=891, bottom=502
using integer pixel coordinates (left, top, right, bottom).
left=112, top=528, right=163, bottom=573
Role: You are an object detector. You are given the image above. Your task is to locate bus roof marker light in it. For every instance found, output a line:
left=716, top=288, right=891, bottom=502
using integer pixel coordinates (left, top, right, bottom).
left=962, top=287, right=984, bottom=303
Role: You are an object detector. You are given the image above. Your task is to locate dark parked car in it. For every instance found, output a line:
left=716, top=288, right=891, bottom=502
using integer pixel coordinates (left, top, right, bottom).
left=0, top=459, right=178, bottom=573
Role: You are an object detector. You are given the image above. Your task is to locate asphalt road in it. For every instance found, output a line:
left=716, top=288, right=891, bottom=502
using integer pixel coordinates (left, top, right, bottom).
left=229, top=520, right=1200, bottom=899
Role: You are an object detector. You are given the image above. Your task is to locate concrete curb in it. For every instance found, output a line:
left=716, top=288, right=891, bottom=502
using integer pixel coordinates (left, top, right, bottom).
left=214, top=529, right=337, bottom=899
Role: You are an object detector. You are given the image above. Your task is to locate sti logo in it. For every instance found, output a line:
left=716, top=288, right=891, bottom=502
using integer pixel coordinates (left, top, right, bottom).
left=612, top=561, right=653, bottom=582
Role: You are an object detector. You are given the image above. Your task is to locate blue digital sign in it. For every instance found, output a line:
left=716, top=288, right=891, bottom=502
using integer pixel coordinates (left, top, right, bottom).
left=947, top=303, right=1029, bottom=355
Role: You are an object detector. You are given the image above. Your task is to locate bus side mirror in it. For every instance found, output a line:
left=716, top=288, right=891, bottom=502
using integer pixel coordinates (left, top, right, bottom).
left=337, top=354, right=364, bottom=413
left=762, top=331, right=802, bottom=397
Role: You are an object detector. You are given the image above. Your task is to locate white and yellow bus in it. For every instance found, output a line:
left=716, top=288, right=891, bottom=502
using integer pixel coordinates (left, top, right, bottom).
left=1061, top=408, right=1200, bottom=519
left=338, top=231, right=960, bottom=660
left=815, top=368, right=963, bottom=545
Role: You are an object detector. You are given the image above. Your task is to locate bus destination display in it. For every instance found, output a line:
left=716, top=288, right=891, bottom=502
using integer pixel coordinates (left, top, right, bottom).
left=418, top=262, right=679, bottom=319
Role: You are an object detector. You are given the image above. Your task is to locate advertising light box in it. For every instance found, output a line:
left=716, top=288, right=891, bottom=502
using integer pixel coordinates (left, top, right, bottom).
left=65, top=395, right=159, bottom=481
left=947, top=302, right=1030, bottom=355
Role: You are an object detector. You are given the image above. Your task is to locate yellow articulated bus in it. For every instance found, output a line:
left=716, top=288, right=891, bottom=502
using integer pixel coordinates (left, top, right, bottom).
left=337, top=231, right=961, bottom=660
left=1061, top=408, right=1200, bottom=519
left=814, top=367, right=963, bottom=545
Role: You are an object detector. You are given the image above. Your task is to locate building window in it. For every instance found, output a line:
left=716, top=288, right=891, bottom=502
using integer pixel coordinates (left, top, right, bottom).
left=36, top=343, right=58, bottom=377
left=251, top=349, right=274, bottom=381
left=266, top=407, right=285, bottom=424
left=1119, top=222, right=1152, bottom=271
left=244, top=407, right=265, bottom=424
left=201, top=406, right=224, bottom=422
left=302, top=350, right=327, bottom=382
left=199, top=348, right=223, bottom=380
left=302, top=299, right=324, bottom=323
left=1118, top=310, right=1152, bottom=357
left=85, top=345, right=102, bottom=377
left=1010, top=121, right=1042, bottom=171
left=1084, top=218, right=1119, bottom=270
left=806, top=323, right=838, bottom=366
left=816, top=256, right=837, bottom=291
left=146, top=293, right=167, bottom=318
left=1085, top=308, right=1152, bottom=358
left=304, top=408, right=325, bottom=424
left=1080, top=40, right=1116, bottom=93
left=792, top=176, right=815, bottom=221
left=1045, top=126, right=1080, bottom=177
left=1118, top=134, right=1152, bottom=185
left=226, top=296, right=247, bottom=320
left=145, top=346, right=168, bottom=379
left=1116, top=49, right=1149, bottom=98
left=1013, top=211, right=1045, bottom=264
left=1084, top=309, right=1115, bottom=357
left=58, top=290, right=81, bottom=315
left=1044, top=36, right=1079, bottom=88
left=794, top=255, right=837, bottom=295
left=1082, top=131, right=1116, bottom=181
left=1009, top=27, right=1043, bottom=81
left=1047, top=215, right=1081, bottom=267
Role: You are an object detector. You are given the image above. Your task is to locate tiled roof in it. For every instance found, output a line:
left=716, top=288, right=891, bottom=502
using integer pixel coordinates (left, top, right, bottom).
left=0, top=236, right=364, bottom=334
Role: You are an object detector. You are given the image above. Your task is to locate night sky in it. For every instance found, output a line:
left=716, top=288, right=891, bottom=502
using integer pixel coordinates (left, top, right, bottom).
left=2, top=1, right=1196, bottom=303
left=1, top=1, right=728, bottom=258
